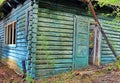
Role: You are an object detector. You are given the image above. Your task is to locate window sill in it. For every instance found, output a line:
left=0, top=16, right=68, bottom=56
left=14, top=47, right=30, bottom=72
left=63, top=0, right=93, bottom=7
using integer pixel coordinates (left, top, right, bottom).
left=4, top=44, right=16, bottom=48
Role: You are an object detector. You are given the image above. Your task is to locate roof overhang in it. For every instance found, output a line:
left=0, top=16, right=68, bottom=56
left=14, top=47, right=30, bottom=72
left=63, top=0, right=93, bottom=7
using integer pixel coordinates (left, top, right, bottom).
left=0, top=0, right=26, bottom=19
left=0, top=0, right=118, bottom=20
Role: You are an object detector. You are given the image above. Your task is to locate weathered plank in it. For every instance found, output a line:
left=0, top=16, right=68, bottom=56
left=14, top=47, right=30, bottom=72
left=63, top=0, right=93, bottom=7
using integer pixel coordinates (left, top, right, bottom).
left=38, top=12, right=73, bottom=21
left=36, top=64, right=72, bottom=69
left=38, top=23, right=73, bottom=30
left=38, top=17, right=73, bottom=25
left=37, top=36, right=73, bottom=42
left=37, top=41, right=72, bottom=46
left=36, top=46, right=72, bottom=50
left=35, top=59, right=72, bottom=64
left=38, top=26, right=73, bottom=33
left=36, top=55, right=73, bottom=59
left=36, top=51, right=72, bottom=55
left=37, top=32, right=73, bottom=38
left=39, top=8, right=73, bottom=17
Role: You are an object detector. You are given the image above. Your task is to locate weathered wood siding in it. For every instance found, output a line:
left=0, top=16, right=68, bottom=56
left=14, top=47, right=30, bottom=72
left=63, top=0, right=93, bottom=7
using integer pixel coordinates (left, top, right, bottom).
left=36, top=8, right=74, bottom=77
left=0, top=0, right=31, bottom=74
left=100, top=19, right=120, bottom=64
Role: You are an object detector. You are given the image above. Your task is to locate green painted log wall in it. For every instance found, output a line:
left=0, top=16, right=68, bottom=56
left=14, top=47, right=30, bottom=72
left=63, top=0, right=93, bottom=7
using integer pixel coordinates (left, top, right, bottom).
left=100, top=19, right=120, bottom=64
left=36, top=8, right=74, bottom=77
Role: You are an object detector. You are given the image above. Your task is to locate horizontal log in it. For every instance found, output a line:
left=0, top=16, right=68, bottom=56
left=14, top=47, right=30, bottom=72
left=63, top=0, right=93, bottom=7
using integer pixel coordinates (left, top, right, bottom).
left=17, top=43, right=27, bottom=47
left=16, top=35, right=25, bottom=39
left=36, top=55, right=72, bottom=59
left=38, top=12, right=73, bottom=21
left=101, top=40, right=120, bottom=45
left=37, top=36, right=73, bottom=42
left=101, top=57, right=116, bottom=61
left=39, top=8, right=73, bottom=17
left=37, top=41, right=72, bottom=46
left=16, top=39, right=26, bottom=43
left=17, top=15, right=26, bottom=21
left=101, top=55, right=114, bottom=57
left=102, top=24, right=120, bottom=30
left=101, top=44, right=120, bottom=48
left=17, top=31, right=25, bottom=36
left=38, top=17, right=73, bottom=25
left=101, top=46, right=120, bottom=51
left=36, top=46, right=72, bottom=50
left=103, top=29, right=120, bottom=35
left=18, top=19, right=26, bottom=25
left=38, top=22, right=73, bottom=29
left=37, top=32, right=73, bottom=38
left=36, top=50, right=72, bottom=55
left=35, top=59, right=72, bottom=64
left=36, top=64, right=72, bottom=69
left=105, top=34, right=120, bottom=39
left=107, top=38, right=120, bottom=42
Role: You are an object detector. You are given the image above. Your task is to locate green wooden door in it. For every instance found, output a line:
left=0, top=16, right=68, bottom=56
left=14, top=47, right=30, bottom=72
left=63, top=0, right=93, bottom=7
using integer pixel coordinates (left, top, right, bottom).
left=74, top=16, right=89, bottom=70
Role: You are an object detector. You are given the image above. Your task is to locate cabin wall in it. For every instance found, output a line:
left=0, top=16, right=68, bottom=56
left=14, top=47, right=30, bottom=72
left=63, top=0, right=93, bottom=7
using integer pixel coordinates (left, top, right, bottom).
left=1, top=0, right=119, bottom=79
left=0, top=0, right=31, bottom=74
left=100, top=19, right=120, bottom=64
left=37, top=7, right=74, bottom=78
left=35, top=1, right=89, bottom=78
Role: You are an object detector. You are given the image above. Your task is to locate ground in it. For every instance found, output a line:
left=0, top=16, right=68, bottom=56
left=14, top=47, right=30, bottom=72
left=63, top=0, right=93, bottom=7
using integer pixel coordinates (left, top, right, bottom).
left=0, top=62, right=24, bottom=83
left=0, top=62, right=120, bottom=83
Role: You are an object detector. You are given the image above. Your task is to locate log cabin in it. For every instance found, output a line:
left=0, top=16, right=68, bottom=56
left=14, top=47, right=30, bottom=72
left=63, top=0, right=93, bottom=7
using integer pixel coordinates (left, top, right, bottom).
left=0, top=0, right=119, bottom=79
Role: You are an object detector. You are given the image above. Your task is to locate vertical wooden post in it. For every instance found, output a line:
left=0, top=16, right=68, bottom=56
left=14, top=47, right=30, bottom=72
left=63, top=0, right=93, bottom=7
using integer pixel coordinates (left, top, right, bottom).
left=12, top=22, right=14, bottom=44
left=22, top=60, right=26, bottom=78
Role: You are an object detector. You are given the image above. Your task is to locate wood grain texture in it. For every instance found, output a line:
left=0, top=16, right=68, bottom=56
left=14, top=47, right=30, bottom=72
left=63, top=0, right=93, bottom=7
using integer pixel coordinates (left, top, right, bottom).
left=100, top=19, right=120, bottom=64
left=36, top=7, right=74, bottom=77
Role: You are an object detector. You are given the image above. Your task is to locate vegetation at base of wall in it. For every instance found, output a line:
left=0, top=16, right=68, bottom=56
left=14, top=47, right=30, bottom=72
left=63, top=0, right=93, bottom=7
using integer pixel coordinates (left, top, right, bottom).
left=115, top=56, right=120, bottom=70
left=105, top=57, right=120, bottom=71
left=22, top=74, right=34, bottom=83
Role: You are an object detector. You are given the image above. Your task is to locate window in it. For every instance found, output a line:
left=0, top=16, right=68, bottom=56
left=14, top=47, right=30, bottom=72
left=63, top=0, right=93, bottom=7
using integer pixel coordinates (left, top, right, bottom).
left=5, top=21, right=16, bottom=45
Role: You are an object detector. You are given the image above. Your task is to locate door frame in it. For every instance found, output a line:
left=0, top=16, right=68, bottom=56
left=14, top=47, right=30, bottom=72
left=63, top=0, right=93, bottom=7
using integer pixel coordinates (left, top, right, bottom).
left=89, top=22, right=101, bottom=66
